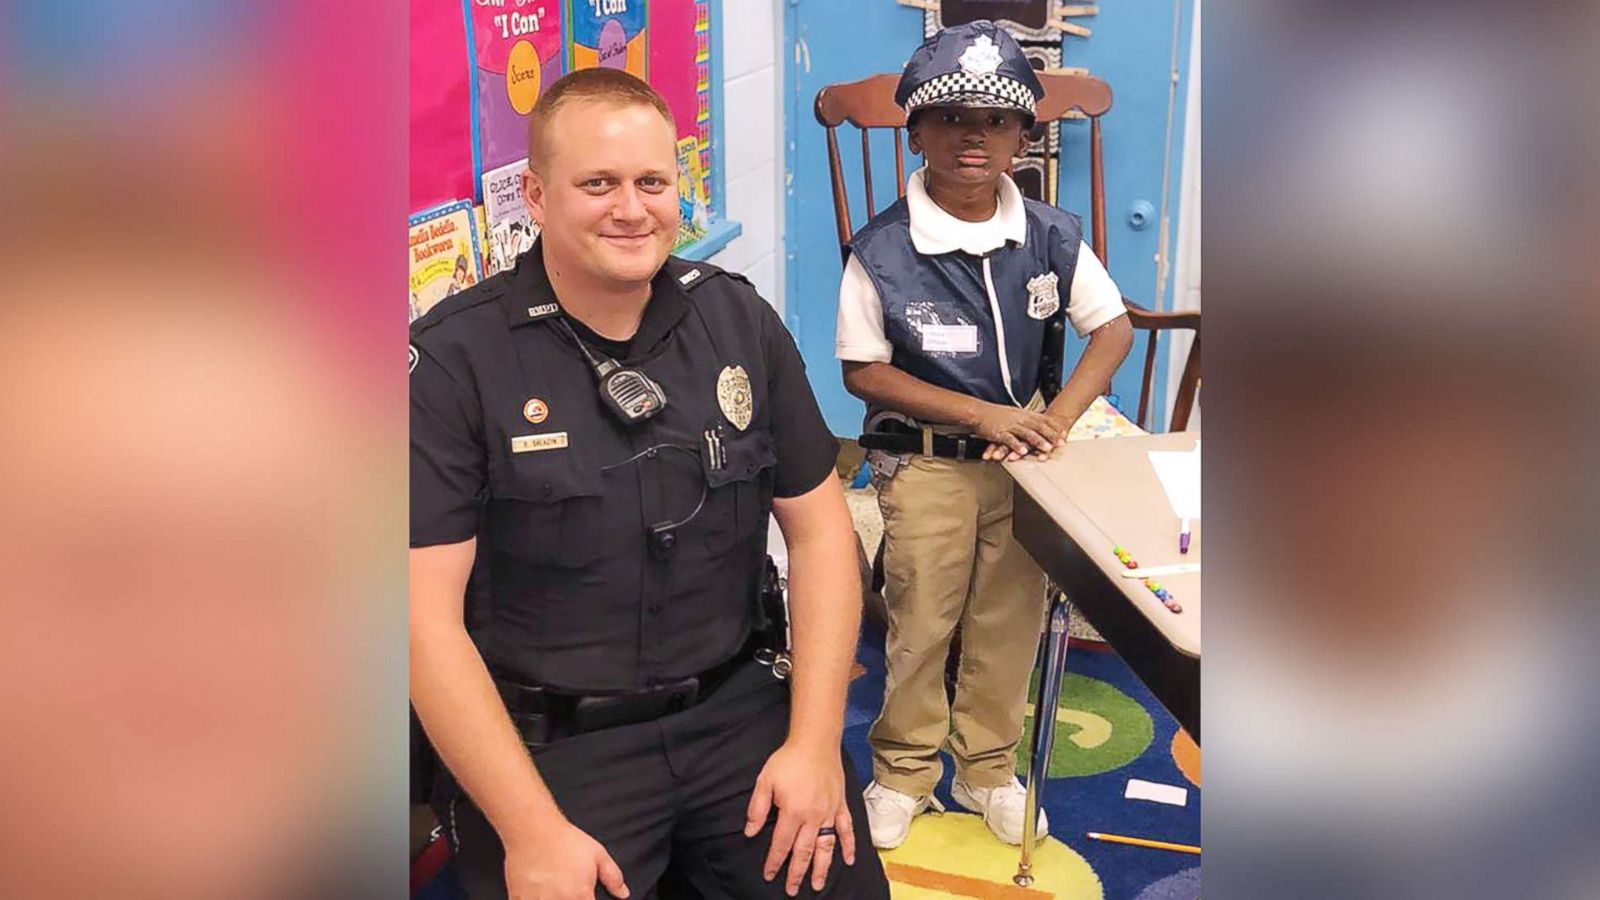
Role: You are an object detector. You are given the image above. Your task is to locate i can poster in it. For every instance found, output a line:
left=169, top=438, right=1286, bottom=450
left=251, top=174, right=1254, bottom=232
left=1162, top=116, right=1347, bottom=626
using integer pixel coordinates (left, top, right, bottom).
left=567, top=0, right=648, bottom=78
left=468, top=0, right=566, bottom=179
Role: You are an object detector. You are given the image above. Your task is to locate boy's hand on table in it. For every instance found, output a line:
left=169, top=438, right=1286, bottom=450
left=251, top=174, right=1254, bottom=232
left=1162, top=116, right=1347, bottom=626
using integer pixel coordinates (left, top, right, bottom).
left=971, top=404, right=1066, bottom=461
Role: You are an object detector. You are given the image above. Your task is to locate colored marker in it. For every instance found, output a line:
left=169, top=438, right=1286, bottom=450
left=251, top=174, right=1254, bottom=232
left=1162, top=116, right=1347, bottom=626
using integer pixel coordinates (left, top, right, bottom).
left=1179, top=518, right=1191, bottom=554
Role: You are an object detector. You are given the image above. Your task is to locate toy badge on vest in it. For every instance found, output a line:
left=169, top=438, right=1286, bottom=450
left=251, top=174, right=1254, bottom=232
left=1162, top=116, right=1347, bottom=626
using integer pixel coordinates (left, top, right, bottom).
left=1026, top=272, right=1061, bottom=319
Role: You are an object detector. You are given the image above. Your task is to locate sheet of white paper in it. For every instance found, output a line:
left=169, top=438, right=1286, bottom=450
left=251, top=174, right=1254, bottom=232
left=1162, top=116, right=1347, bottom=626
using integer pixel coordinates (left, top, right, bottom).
left=1125, top=778, right=1189, bottom=807
left=920, top=324, right=978, bottom=353
left=1147, top=443, right=1201, bottom=519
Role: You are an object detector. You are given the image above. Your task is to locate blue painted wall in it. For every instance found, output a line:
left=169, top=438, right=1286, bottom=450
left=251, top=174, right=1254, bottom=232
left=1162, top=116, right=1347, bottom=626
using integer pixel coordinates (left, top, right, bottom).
left=783, top=0, right=1194, bottom=435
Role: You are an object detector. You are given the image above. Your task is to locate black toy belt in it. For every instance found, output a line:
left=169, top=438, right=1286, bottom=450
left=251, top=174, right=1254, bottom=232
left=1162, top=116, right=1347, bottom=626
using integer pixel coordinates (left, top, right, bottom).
left=492, top=637, right=758, bottom=747
left=858, top=428, right=993, bottom=461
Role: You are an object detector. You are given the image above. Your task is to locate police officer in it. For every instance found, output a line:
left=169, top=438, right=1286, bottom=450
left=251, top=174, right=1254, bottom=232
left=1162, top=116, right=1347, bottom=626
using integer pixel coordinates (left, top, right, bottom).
left=411, top=69, right=889, bottom=899
left=833, top=22, right=1134, bottom=849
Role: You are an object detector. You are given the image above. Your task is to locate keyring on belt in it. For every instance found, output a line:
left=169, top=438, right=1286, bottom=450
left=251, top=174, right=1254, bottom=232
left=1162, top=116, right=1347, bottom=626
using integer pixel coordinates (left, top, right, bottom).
left=754, top=647, right=793, bottom=681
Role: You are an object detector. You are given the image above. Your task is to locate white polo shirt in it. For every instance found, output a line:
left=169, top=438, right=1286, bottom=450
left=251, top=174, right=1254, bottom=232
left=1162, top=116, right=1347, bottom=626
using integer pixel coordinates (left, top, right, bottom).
left=835, top=168, right=1125, bottom=364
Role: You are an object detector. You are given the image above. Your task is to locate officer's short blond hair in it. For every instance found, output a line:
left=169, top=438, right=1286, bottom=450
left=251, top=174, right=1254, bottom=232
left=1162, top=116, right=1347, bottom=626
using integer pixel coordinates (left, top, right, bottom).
left=527, top=68, right=676, bottom=171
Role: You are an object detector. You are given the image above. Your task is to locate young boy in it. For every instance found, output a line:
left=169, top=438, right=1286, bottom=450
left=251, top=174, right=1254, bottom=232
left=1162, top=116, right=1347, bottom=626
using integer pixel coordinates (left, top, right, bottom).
left=834, top=21, right=1134, bottom=849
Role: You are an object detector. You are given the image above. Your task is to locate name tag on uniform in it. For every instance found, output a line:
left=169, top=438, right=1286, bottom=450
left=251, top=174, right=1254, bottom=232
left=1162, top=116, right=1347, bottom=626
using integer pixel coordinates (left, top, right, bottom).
left=921, top=324, right=978, bottom=353
left=511, top=432, right=569, bottom=453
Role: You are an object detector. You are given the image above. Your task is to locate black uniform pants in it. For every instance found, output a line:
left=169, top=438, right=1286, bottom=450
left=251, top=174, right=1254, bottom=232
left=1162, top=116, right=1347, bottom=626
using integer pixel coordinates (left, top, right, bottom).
left=436, top=659, right=890, bottom=899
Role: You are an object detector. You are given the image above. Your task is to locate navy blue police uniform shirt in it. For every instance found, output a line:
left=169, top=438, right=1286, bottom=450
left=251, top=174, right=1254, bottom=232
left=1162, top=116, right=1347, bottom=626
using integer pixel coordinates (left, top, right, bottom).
left=410, top=244, right=839, bottom=692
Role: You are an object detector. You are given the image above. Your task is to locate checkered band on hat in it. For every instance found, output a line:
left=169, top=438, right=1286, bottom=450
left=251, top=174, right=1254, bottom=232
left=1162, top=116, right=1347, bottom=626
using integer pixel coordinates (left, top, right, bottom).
left=903, top=70, right=1037, bottom=117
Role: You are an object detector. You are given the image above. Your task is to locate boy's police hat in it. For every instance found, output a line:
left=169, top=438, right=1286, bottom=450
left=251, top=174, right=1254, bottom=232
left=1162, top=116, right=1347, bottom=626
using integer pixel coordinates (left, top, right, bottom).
left=894, top=21, right=1044, bottom=121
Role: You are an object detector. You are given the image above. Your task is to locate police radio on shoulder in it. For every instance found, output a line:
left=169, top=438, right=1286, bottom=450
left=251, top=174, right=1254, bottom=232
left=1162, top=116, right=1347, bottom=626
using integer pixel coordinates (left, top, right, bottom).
left=554, top=316, right=669, bottom=426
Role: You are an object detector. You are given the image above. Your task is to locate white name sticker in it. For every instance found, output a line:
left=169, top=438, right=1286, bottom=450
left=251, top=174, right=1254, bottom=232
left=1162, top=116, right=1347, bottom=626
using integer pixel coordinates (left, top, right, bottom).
left=920, top=324, right=978, bottom=354
left=511, top=432, right=569, bottom=454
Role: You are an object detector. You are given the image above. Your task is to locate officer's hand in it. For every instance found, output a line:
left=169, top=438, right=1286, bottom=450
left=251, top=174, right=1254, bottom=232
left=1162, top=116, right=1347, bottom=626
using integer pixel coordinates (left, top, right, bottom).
left=971, top=404, right=1066, bottom=461
left=503, top=818, right=630, bottom=900
left=744, top=741, right=856, bottom=896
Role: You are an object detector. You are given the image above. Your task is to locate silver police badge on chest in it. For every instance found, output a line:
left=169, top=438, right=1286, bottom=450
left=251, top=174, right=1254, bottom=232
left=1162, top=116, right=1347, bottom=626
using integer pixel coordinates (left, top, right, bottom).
left=1026, top=272, right=1061, bottom=320
left=716, top=364, right=753, bottom=431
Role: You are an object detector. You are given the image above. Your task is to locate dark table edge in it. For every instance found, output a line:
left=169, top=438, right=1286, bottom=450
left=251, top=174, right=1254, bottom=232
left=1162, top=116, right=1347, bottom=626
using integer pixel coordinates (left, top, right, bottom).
left=1013, top=489, right=1201, bottom=744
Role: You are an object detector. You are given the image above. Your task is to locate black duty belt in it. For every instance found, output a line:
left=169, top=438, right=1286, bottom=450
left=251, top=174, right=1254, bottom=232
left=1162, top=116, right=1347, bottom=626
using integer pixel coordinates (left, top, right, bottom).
left=493, top=639, right=757, bottom=747
left=858, top=427, right=993, bottom=461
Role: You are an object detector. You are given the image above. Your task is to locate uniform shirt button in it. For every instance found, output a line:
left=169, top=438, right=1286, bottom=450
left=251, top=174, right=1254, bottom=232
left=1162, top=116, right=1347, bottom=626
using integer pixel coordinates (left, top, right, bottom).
left=539, top=483, right=553, bottom=498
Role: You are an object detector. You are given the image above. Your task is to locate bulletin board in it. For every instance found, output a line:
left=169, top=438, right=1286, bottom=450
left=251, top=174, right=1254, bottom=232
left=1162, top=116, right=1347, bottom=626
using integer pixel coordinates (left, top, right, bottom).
left=409, top=0, right=736, bottom=317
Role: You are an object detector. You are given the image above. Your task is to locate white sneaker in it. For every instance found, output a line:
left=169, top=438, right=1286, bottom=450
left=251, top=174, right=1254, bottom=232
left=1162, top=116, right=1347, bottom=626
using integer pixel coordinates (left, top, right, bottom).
left=950, top=777, right=1048, bottom=845
left=862, top=780, right=944, bottom=850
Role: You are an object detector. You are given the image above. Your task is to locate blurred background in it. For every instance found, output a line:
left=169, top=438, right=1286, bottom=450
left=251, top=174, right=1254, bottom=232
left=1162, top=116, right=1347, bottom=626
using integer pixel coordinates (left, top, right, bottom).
left=1204, top=0, right=1600, bottom=896
left=0, top=0, right=1595, bottom=897
left=0, top=1, right=407, bottom=897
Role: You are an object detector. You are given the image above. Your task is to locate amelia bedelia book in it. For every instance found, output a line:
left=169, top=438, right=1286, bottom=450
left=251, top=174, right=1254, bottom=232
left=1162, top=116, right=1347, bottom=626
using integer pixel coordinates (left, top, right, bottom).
left=481, top=157, right=540, bottom=277
left=408, top=200, right=483, bottom=323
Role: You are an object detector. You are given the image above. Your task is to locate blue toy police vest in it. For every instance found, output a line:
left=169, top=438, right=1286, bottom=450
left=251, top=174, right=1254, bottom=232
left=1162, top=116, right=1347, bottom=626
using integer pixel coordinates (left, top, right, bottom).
left=848, top=197, right=1083, bottom=409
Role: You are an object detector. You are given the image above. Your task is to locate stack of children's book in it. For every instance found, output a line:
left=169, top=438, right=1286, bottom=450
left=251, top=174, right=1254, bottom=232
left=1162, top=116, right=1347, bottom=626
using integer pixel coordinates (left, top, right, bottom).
left=479, top=158, right=540, bottom=279
left=407, top=200, right=485, bottom=323
left=408, top=158, right=545, bottom=322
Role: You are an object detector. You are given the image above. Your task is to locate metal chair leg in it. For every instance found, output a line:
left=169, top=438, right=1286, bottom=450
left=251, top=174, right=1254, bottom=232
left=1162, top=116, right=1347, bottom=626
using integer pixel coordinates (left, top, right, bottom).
left=1016, top=592, right=1072, bottom=887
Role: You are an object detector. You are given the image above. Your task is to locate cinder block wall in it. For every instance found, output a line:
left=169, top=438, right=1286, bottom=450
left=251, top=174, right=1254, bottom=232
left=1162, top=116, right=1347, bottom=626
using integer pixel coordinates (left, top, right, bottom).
left=707, top=1, right=783, bottom=313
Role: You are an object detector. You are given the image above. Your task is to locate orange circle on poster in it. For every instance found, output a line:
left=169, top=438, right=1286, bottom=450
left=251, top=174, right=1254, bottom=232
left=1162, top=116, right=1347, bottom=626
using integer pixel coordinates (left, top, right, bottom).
left=1172, top=729, right=1201, bottom=787
left=506, top=40, right=542, bottom=115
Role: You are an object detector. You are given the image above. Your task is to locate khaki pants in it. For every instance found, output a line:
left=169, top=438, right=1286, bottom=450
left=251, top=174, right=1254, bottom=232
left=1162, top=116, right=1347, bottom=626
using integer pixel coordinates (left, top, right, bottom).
left=868, top=454, right=1050, bottom=795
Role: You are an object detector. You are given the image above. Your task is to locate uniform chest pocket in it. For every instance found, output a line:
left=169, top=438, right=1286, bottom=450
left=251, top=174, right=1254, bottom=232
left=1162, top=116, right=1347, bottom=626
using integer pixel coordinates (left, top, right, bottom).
left=700, top=430, right=778, bottom=554
left=485, top=458, right=605, bottom=568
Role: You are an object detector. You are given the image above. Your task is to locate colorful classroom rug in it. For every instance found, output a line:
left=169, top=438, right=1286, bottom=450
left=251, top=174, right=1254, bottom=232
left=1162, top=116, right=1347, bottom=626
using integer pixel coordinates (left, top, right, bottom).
left=845, top=632, right=1200, bottom=900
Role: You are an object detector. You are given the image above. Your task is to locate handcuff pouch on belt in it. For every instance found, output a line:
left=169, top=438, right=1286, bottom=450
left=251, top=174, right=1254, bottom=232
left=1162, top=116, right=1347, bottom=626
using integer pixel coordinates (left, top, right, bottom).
left=752, top=555, right=792, bottom=680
